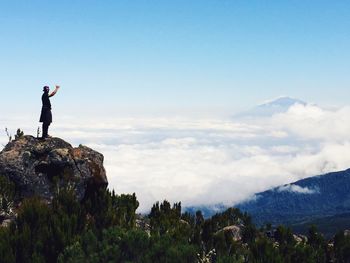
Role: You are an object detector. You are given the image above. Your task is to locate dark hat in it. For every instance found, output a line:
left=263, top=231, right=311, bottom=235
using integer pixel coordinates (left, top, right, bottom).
left=43, top=86, right=49, bottom=91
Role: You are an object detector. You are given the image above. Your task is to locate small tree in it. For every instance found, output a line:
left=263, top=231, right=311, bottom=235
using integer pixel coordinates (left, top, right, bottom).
left=14, top=129, right=24, bottom=140
left=4, top=128, right=24, bottom=142
left=5, top=128, right=12, bottom=142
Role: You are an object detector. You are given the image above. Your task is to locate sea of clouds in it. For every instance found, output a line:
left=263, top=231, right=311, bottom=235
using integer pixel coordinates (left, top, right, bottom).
left=1, top=102, right=350, bottom=212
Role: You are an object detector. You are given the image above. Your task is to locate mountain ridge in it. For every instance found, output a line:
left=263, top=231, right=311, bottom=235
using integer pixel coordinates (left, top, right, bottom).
left=186, top=168, right=350, bottom=236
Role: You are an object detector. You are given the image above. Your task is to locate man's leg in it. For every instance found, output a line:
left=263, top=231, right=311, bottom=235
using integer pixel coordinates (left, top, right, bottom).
left=42, top=122, right=49, bottom=138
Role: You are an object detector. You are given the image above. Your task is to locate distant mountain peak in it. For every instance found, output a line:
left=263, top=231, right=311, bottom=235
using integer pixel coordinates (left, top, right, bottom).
left=235, top=96, right=307, bottom=118
left=258, top=96, right=307, bottom=108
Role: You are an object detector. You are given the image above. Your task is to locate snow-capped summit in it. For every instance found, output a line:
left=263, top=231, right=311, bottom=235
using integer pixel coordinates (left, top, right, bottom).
left=235, top=96, right=307, bottom=118
left=258, top=96, right=306, bottom=108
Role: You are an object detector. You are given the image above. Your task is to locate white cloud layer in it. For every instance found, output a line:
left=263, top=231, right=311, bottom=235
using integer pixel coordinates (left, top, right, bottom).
left=1, top=103, right=350, bottom=212
left=277, top=184, right=319, bottom=194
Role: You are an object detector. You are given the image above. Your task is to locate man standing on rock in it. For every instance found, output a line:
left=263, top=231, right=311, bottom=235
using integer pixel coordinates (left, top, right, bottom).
left=39, top=85, right=60, bottom=139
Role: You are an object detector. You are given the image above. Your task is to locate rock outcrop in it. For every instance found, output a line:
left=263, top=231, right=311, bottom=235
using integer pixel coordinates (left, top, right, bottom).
left=0, top=135, right=108, bottom=204
left=215, top=225, right=242, bottom=242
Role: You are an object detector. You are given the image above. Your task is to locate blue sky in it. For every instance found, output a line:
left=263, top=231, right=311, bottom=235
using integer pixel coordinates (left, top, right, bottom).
left=1, top=1, right=350, bottom=210
left=0, top=0, right=349, bottom=116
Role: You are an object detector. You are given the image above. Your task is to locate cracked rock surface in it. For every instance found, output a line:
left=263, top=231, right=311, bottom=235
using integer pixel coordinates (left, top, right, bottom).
left=0, top=135, right=108, bottom=203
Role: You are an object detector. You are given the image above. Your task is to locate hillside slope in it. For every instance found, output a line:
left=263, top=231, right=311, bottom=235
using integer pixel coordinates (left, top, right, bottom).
left=237, top=168, right=350, bottom=226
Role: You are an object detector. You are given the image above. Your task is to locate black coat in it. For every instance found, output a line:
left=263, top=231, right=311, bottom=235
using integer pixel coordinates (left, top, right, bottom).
left=39, top=92, right=52, bottom=123
left=39, top=108, right=52, bottom=123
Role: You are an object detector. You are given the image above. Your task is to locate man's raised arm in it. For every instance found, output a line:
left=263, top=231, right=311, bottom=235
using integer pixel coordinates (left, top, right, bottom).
left=49, top=85, right=60, bottom=97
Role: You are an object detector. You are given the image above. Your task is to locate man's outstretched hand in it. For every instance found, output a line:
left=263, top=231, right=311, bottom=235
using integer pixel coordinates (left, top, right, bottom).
left=49, top=85, right=60, bottom=97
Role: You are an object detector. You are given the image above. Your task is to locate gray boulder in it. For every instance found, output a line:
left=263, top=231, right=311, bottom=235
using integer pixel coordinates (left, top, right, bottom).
left=0, top=135, right=108, bottom=203
left=215, top=225, right=242, bottom=242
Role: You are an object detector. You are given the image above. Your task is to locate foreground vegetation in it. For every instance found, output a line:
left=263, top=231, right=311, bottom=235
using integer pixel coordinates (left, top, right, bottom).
left=1, top=177, right=350, bottom=263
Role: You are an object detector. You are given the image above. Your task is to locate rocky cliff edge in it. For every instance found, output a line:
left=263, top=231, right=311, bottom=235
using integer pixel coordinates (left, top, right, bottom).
left=0, top=135, right=108, bottom=204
